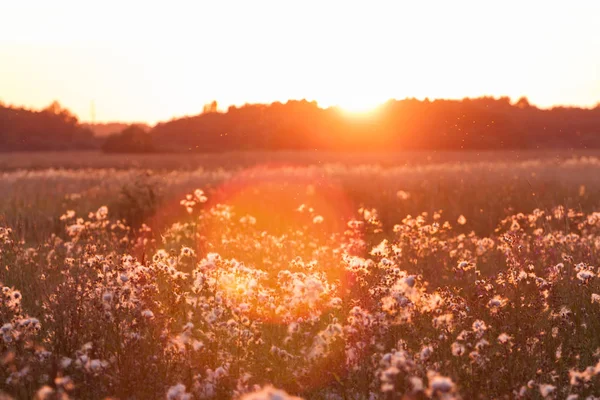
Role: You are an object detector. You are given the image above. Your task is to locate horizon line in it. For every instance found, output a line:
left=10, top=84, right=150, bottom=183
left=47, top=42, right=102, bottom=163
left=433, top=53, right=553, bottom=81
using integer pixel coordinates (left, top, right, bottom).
left=3, top=95, right=600, bottom=126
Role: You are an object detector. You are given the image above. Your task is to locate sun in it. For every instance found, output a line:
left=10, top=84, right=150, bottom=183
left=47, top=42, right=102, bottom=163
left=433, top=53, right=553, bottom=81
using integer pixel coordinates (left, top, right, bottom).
left=331, top=96, right=387, bottom=115
left=339, top=101, right=378, bottom=113
left=316, top=94, right=388, bottom=115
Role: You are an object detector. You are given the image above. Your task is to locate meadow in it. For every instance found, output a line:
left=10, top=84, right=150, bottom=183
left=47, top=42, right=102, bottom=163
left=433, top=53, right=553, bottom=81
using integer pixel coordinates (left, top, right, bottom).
left=2, top=150, right=600, bottom=399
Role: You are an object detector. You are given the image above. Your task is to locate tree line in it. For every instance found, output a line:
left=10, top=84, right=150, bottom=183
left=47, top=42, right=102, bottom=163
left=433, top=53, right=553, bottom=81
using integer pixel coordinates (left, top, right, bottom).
left=151, top=97, right=600, bottom=152
left=2, top=97, right=600, bottom=152
left=0, top=101, right=96, bottom=151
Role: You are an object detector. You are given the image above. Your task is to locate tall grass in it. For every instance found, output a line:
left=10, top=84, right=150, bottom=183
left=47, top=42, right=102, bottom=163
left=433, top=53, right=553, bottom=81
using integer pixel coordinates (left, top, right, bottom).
left=2, top=152, right=600, bottom=399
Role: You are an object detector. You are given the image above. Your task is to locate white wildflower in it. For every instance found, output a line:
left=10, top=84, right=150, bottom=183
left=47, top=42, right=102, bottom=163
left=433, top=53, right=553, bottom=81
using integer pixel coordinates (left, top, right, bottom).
left=577, top=269, right=595, bottom=282
left=240, top=385, right=303, bottom=400
left=167, top=383, right=192, bottom=400
left=539, top=384, right=556, bottom=398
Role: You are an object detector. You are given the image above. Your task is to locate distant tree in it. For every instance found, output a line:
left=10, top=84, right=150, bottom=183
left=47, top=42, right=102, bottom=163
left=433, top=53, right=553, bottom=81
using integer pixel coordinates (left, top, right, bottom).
left=203, top=101, right=218, bottom=114
left=82, top=122, right=151, bottom=137
left=102, top=125, right=156, bottom=153
left=515, top=96, right=531, bottom=109
left=0, top=102, right=95, bottom=151
left=43, top=100, right=62, bottom=115
left=43, top=100, right=78, bottom=124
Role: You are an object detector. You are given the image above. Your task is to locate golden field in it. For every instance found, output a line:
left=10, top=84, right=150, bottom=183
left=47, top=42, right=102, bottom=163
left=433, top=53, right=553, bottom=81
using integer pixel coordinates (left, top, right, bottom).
left=2, top=151, right=600, bottom=399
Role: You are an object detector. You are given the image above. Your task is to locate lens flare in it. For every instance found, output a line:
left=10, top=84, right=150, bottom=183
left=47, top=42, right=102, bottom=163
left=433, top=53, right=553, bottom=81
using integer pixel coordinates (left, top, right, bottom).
left=195, top=164, right=356, bottom=325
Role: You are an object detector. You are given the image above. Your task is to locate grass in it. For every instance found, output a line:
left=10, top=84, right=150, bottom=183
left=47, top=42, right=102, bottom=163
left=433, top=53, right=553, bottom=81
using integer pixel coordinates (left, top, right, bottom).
left=2, top=150, right=600, bottom=399
left=2, top=151, right=600, bottom=242
left=1, top=149, right=598, bottom=170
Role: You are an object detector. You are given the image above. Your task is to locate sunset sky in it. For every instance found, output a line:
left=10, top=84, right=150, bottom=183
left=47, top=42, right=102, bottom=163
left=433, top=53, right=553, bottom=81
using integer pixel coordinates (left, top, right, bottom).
left=1, top=0, right=599, bottom=124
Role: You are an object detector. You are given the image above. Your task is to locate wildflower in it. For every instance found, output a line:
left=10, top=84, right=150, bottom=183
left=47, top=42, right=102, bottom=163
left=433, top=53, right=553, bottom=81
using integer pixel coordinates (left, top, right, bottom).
left=1, top=323, right=12, bottom=334
left=510, top=220, right=521, bottom=231
left=396, top=190, right=410, bottom=200
left=475, top=339, right=489, bottom=350
left=35, top=386, right=55, bottom=399
left=539, top=384, right=556, bottom=398
left=180, top=246, right=195, bottom=258
left=60, top=210, right=76, bottom=221
left=559, top=307, right=572, bottom=319
left=194, top=189, right=208, bottom=203
left=240, top=215, right=257, bottom=225
left=428, top=372, right=455, bottom=393
left=167, top=383, right=192, bottom=400
left=409, top=376, right=424, bottom=392
left=370, top=240, right=389, bottom=257
left=312, top=215, right=324, bottom=224
left=102, top=292, right=113, bottom=303
left=55, top=376, right=74, bottom=391
left=153, top=249, right=169, bottom=263
left=60, top=357, right=73, bottom=369
left=469, top=350, right=482, bottom=364
left=577, top=269, right=595, bottom=282
left=381, top=366, right=400, bottom=382
left=240, top=386, right=303, bottom=400
left=488, top=295, right=506, bottom=309
left=66, top=223, right=85, bottom=236
left=96, top=205, right=109, bottom=220
left=432, top=314, right=454, bottom=330
left=141, top=309, right=155, bottom=319
left=404, top=275, right=416, bottom=287
left=451, top=342, right=466, bottom=356
left=180, top=196, right=196, bottom=214
left=498, top=333, right=512, bottom=344
left=420, top=345, right=433, bottom=361
left=87, top=359, right=105, bottom=373
left=569, top=366, right=595, bottom=386
left=592, top=293, right=600, bottom=304
left=192, top=340, right=204, bottom=351
left=381, top=382, right=395, bottom=392
left=457, top=215, right=467, bottom=225
left=472, top=320, right=488, bottom=337
left=214, top=366, right=227, bottom=379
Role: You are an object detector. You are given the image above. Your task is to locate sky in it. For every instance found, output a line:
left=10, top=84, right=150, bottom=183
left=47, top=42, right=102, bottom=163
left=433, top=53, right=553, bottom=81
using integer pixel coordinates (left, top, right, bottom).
left=1, top=0, right=599, bottom=124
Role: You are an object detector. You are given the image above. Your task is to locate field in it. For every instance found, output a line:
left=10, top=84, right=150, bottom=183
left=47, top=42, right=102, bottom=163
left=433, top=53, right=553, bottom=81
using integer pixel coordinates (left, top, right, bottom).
left=2, top=150, right=600, bottom=399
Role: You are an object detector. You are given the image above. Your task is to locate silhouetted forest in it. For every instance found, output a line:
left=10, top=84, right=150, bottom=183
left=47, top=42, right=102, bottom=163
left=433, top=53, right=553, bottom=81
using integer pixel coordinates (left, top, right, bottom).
left=82, top=122, right=150, bottom=137
left=151, top=97, right=600, bottom=152
left=0, top=102, right=96, bottom=151
left=102, top=125, right=155, bottom=153
left=2, top=97, right=600, bottom=152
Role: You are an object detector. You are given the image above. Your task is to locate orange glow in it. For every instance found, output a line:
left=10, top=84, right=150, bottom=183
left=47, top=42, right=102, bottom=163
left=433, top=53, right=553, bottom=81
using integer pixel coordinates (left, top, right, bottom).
left=1, top=1, right=599, bottom=123
left=195, top=165, right=356, bottom=325
left=335, top=99, right=386, bottom=115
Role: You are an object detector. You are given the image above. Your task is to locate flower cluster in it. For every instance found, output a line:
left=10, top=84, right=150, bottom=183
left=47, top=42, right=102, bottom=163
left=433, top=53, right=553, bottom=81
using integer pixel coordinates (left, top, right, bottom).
left=2, top=188, right=600, bottom=399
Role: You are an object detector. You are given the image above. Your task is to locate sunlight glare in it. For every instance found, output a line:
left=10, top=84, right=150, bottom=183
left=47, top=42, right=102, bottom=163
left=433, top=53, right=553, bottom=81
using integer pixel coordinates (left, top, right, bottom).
left=337, top=99, right=384, bottom=114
